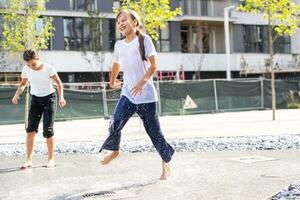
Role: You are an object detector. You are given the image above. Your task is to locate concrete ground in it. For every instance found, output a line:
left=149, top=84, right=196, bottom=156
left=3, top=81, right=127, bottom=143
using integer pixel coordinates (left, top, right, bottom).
left=0, top=109, right=300, bottom=200
left=1, top=151, right=300, bottom=200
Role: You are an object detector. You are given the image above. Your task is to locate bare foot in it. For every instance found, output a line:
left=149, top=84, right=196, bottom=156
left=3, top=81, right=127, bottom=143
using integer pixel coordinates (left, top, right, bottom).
left=20, top=160, right=32, bottom=170
left=100, top=151, right=120, bottom=165
left=160, top=160, right=170, bottom=180
left=46, top=159, right=56, bottom=168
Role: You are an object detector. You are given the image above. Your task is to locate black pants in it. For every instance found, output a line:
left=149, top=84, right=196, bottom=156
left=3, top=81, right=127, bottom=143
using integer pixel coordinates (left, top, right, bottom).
left=26, top=92, right=57, bottom=138
left=100, top=96, right=174, bottom=163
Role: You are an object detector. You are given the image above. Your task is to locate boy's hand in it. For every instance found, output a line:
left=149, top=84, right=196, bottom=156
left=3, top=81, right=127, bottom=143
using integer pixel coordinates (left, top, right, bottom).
left=59, top=98, right=66, bottom=108
left=12, top=95, right=19, bottom=105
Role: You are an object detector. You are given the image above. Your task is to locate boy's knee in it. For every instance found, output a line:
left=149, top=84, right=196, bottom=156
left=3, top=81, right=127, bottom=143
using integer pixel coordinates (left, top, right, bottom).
left=26, top=126, right=38, bottom=134
left=43, top=127, right=54, bottom=138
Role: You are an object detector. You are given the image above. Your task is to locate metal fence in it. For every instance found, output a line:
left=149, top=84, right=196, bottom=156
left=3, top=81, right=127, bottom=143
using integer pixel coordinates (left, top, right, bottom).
left=0, top=78, right=299, bottom=125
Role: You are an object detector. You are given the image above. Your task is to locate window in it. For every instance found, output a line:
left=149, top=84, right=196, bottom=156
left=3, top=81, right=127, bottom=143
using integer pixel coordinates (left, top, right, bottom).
left=274, top=35, right=291, bottom=54
left=184, top=0, right=201, bottom=16
left=35, top=17, right=51, bottom=50
left=109, top=19, right=117, bottom=51
left=156, top=23, right=170, bottom=52
left=64, top=18, right=91, bottom=50
left=243, top=25, right=291, bottom=54
left=36, top=18, right=44, bottom=35
left=200, top=0, right=208, bottom=16
left=243, top=25, right=266, bottom=53
left=181, top=26, right=188, bottom=53
left=181, top=24, right=210, bottom=53
left=64, top=17, right=114, bottom=51
left=115, top=19, right=123, bottom=41
left=70, top=0, right=96, bottom=11
left=113, top=18, right=124, bottom=50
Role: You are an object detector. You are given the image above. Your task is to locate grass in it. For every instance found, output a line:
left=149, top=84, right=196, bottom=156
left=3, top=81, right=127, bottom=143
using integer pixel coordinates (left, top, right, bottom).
left=287, top=103, right=300, bottom=109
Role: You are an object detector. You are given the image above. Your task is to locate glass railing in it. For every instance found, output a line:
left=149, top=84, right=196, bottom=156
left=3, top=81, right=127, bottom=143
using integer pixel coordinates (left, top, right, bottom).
left=70, top=0, right=96, bottom=12
left=180, top=0, right=237, bottom=17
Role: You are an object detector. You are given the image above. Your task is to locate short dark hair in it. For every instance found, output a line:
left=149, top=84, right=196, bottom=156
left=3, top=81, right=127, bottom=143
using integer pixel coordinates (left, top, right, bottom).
left=23, top=49, right=39, bottom=61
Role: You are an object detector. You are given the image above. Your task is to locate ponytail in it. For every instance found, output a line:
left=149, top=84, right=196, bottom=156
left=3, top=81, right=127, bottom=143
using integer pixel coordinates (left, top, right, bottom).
left=137, top=30, right=147, bottom=61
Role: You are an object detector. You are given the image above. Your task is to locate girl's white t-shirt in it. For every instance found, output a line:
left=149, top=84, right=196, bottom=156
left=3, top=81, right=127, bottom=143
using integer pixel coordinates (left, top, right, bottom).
left=113, top=35, right=158, bottom=104
left=21, top=63, right=57, bottom=97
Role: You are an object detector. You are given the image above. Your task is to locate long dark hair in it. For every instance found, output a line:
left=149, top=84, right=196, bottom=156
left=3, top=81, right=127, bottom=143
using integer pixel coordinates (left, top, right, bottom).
left=116, top=10, right=147, bottom=61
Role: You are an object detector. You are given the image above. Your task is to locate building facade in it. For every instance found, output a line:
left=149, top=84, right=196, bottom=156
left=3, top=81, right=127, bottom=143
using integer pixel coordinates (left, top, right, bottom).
left=1, top=0, right=300, bottom=83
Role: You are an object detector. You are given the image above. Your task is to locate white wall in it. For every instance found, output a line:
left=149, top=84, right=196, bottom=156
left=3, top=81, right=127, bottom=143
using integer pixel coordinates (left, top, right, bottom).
left=233, top=53, right=294, bottom=73
left=40, top=51, right=114, bottom=72
left=231, top=11, right=268, bottom=25
left=0, top=51, right=114, bottom=72
left=0, top=51, right=294, bottom=73
left=291, top=30, right=300, bottom=54
left=159, top=53, right=293, bottom=72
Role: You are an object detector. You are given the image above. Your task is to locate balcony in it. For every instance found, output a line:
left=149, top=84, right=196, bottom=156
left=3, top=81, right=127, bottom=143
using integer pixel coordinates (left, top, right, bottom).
left=180, top=0, right=236, bottom=18
left=0, top=51, right=298, bottom=75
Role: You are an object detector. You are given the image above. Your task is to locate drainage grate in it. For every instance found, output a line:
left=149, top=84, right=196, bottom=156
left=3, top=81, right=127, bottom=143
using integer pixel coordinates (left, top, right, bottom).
left=82, top=191, right=115, bottom=198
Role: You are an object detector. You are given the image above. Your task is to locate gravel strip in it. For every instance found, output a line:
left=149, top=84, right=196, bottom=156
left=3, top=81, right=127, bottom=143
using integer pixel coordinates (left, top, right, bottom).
left=1, top=134, right=300, bottom=156
left=269, top=181, right=300, bottom=200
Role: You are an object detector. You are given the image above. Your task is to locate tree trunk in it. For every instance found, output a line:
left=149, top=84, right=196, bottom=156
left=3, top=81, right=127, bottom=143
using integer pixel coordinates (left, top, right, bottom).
left=25, top=85, right=29, bottom=128
left=268, top=14, right=276, bottom=120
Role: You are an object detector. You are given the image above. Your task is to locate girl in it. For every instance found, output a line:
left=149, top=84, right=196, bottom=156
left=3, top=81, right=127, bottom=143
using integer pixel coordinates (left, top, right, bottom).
left=99, top=10, right=174, bottom=180
left=12, top=49, right=66, bottom=169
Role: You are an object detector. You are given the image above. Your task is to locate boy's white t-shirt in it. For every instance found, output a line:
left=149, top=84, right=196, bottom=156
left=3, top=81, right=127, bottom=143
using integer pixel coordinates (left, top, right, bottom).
left=21, top=63, right=57, bottom=97
left=113, top=35, right=158, bottom=104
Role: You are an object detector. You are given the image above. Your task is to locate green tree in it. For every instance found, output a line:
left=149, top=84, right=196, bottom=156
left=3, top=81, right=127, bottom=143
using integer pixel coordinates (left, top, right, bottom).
left=239, top=0, right=300, bottom=120
left=0, top=0, right=54, bottom=52
left=115, top=0, right=181, bottom=41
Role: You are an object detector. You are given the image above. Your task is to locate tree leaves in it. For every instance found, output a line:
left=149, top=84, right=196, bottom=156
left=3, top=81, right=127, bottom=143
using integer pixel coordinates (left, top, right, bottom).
left=239, top=0, right=300, bottom=36
left=0, top=0, right=54, bottom=53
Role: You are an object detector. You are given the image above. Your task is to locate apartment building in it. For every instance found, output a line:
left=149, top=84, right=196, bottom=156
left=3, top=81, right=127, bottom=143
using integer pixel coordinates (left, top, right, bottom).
left=1, top=0, right=300, bottom=83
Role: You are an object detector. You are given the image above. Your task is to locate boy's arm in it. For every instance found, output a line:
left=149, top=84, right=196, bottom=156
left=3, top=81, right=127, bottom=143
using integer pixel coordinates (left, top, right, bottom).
left=12, top=78, right=28, bottom=104
left=51, top=74, right=66, bottom=108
